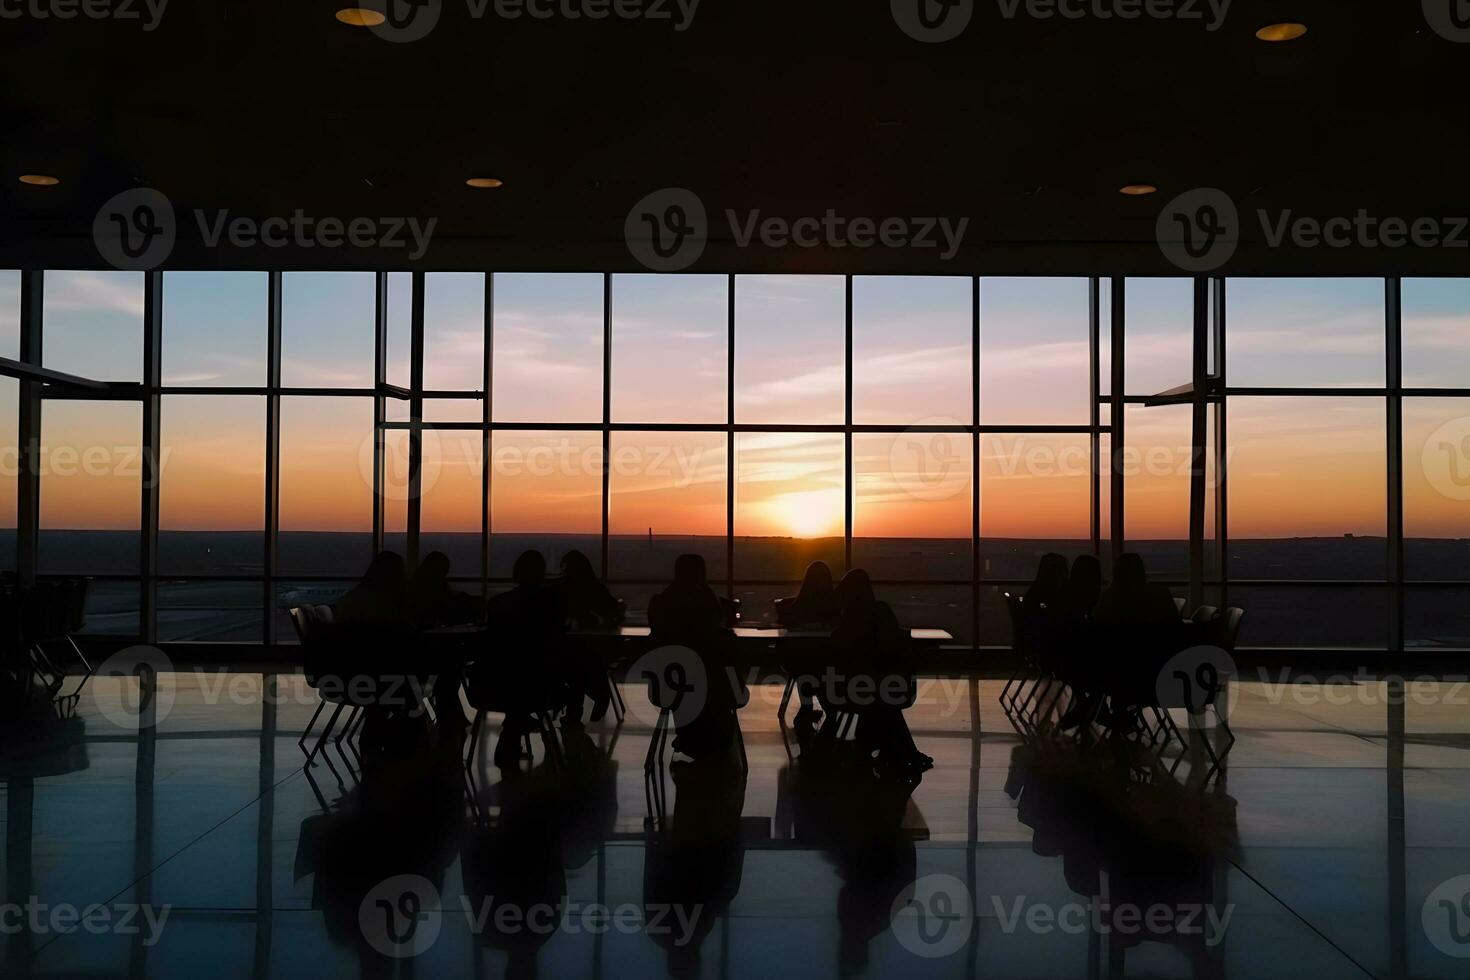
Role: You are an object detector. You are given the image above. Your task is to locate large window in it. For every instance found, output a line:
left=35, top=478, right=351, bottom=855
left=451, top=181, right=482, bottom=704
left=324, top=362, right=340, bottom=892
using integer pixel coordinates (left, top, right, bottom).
left=10, top=270, right=1465, bottom=653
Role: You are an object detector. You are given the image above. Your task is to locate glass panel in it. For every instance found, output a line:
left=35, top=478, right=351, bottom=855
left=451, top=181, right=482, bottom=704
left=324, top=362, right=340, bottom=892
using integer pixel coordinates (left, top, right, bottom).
left=980, top=432, right=1092, bottom=579
left=280, top=271, right=375, bottom=388
left=1406, top=587, right=1470, bottom=649
left=853, top=276, right=970, bottom=425
left=1123, top=404, right=1192, bottom=579
left=420, top=427, right=482, bottom=575
left=386, top=271, right=411, bottom=389
left=383, top=428, right=409, bottom=558
left=43, top=270, right=144, bottom=381
left=1231, top=586, right=1389, bottom=648
left=158, top=396, right=265, bottom=574
left=0, top=269, right=21, bottom=359
left=735, top=432, right=844, bottom=579
left=1124, top=277, right=1192, bottom=396
left=735, top=275, right=844, bottom=424
left=1403, top=278, right=1470, bottom=388
left=278, top=396, right=373, bottom=575
left=488, top=430, right=602, bottom=578
left=161, top=272, right=267, bottom=386
left=157, top=581, right=263, bottom=642
left=424, top=272, right=484, bottom=391
left=611, top=273, right=726, bottom=423
left=608, top=431, right=726, bottom=580
left=980, top=276, right=1090, bottom=424
left=39, top=401, right=142, bottom=574
left=1404, top=397, right=1470, bottom=579
left=1227, top=278, right=1384, bottom=388
left=421, top=399, right=483, bottom=423
left=853, top=431, right=970, bottom=579
left=78, top=580, right=141, bottom=636
left=492, top=273, right=603, bottom=423
left=1229, top=396, right=1386, bottom=579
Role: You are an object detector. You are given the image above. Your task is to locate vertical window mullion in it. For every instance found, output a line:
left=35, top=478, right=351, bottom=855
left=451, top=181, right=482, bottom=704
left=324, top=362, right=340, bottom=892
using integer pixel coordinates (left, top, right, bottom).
left=1386, top=277, right=1404, bottom=653
left=600, top=274, right=612, bottom=581
left=264, top=272, right=282, bottom=645
left=483, top=273, right=494, bottom=596
left=844, top=275, right=853, bottom=573
left=971, top=275, right=981, bottom=651
left=141, top=271, right=162, bottom=643
left=726, top=274, right=735, bottom=599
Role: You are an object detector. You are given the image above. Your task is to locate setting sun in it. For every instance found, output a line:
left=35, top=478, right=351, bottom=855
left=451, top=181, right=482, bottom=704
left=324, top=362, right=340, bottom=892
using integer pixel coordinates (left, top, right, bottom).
left=767, top=489, right=843, bottom=538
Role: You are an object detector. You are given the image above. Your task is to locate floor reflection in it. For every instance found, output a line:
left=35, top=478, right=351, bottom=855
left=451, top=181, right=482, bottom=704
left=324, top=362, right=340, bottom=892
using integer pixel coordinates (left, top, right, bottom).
left=0, top=671, right=1465, bottom=977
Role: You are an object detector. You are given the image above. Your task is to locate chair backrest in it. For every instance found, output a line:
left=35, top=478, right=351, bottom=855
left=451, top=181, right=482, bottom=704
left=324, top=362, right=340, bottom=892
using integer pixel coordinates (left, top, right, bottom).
left=1218, top=607, right=1244, bottom=652
left=1190, top=605, right=1219, bottom=625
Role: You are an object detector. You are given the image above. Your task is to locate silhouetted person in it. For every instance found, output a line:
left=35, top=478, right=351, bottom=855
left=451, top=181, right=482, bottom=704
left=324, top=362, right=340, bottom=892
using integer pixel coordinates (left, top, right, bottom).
left=775, top=560, right=841, bottom=729
left=553, top=550, right=622, bottom=724
left=481, top=550, right=564, bottom=768
left=1094, top=553, right=1178, bottom=626
left=649, top=555, right=743, bottom=760
left=829, top=570, right=931, bottom=778
left=336, top=551, right=410, bottom=628
left=648, top=554, right=724, bottom=637
left=1059, top=554, right=1104, bottom=621
left=1024, top=552, right=1070, bottom=610
left=408, top=550, right=479, bottom=629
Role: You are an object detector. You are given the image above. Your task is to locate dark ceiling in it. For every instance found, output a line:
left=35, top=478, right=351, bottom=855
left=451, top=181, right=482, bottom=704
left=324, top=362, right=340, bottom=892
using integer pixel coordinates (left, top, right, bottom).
left=0, top=0, right=1466, bottom=274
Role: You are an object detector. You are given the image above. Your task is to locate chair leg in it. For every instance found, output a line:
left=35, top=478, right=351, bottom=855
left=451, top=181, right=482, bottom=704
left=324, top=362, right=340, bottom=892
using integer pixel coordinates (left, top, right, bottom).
left=298, top=701, right=326, bottom=755
left=335, top=706, right=360, bottom=744
left=607, top=669, right=627, bottom=723
left=304, top=703, right=345, bottom=768
left=644, top=708, right=667, bottom=774
left=464, top=709, right=484, bottom=769
left=778, top=675, right=795, bottom=723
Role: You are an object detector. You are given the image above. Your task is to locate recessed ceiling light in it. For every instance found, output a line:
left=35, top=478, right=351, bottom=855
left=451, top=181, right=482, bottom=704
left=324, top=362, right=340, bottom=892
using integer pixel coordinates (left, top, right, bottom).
left=465, top=178, right=504, bottom=188
left=1256, top=22, right=1307, bottom=41
left=18, top=174, right=59, bottom=186
left=336, top=8, right=386, bottom=27
left=1119, top=184, right=1157, bottom=196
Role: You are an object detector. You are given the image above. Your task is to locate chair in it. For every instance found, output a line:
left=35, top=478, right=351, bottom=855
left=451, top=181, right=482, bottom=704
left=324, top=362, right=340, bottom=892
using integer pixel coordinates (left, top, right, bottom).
left=462, top=649, right=567, bottom=775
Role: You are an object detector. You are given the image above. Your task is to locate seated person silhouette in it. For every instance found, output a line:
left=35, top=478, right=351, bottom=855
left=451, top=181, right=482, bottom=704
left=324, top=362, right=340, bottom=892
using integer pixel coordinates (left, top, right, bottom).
left=336, top=550, right=411, bottom=628
left=774, top=560, right=841, bottom=731
left=553, top=549, right=623, bottom=725
left=482, top=550, right=565, bottom=769
left=1058, top=554, right=1103, bottom=622
left=1060, top=553, right=1179, bottom=731
left=648, top=554, right=742, bottom=761
left=1023, top=552, right=1070, bottom=611
left=1093, top=553, right=1179, bottom=626
left=828, top=569, right=932, bottom=778
left=408, top=550, right=480, bottom=629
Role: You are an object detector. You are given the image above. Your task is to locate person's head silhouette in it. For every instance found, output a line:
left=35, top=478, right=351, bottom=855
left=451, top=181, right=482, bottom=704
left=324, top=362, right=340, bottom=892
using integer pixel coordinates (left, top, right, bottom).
left=560, top=549, right=597, bottom=583
left=513, top=550, right=547, bottom=586
left=672, top=553, right=708, bottom=589
left=837, top=568, right=876, bottom=614
left=416, top=550, right=451, bottom=585
left=363, top=550, right=406, bottom=591
left=796, top=560, right=835, bottom=599
left=1112, top=553, right=1148, bottom=592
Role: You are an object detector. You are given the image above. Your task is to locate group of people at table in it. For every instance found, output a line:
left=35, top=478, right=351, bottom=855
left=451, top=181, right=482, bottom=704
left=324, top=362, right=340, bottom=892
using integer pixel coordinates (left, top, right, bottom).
left=326, top=550, right=934, bottom=778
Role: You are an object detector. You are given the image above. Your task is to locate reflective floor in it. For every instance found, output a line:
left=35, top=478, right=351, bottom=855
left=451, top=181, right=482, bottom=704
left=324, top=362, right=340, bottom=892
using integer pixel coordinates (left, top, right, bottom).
left=3, top=671, right=1469, bottom=978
